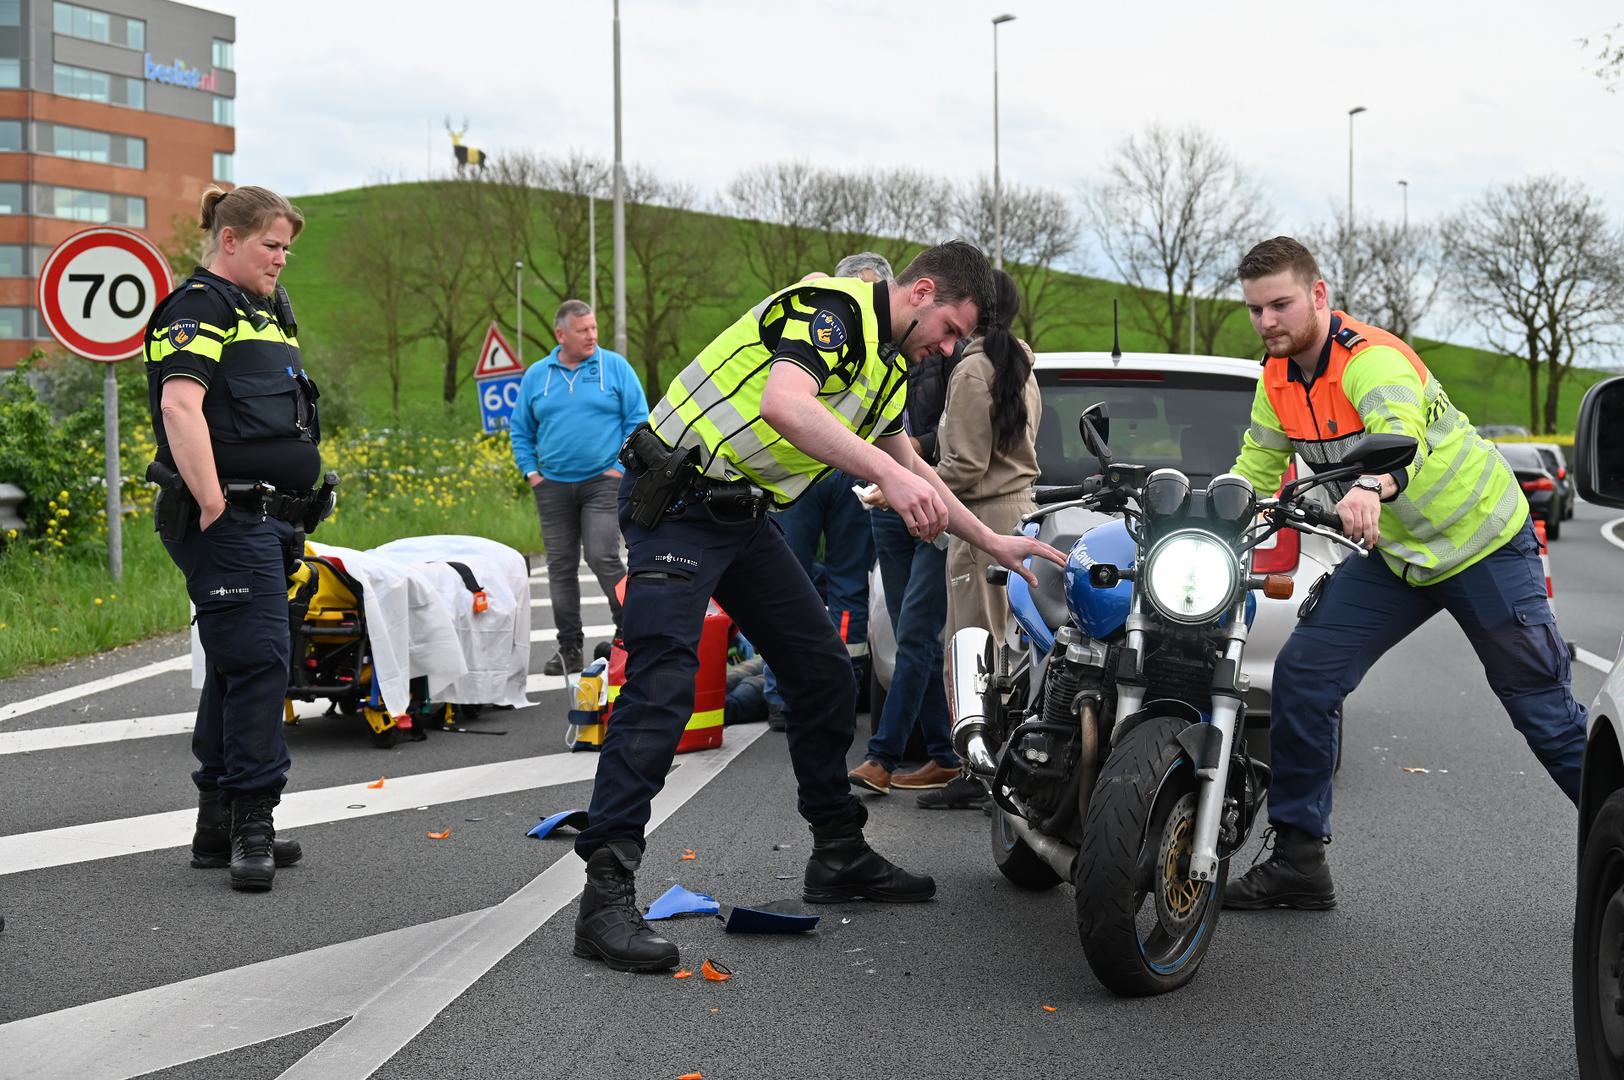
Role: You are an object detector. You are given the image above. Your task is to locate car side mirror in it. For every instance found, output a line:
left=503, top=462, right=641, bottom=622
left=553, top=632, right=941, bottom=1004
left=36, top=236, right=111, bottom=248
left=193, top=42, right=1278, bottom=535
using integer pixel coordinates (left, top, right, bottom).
left=1079, top=402, right=1111, bottom=466
left=1340, top=432, right=1417, bottom=475
left=1575, top=375, right=1624, bottom=510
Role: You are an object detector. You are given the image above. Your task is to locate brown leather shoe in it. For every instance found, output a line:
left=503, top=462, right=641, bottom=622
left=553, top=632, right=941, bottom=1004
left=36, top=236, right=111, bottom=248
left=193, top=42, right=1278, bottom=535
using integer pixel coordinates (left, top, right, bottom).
left=847, top=760, right=892, bottom=795
left=891, top=761, right=960, bottom=790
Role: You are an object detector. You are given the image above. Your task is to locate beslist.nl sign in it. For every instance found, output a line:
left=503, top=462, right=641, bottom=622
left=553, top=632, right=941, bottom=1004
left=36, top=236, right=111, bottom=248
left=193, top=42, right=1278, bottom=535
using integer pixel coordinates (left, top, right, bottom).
left=144, top=53, right=218, bottom=92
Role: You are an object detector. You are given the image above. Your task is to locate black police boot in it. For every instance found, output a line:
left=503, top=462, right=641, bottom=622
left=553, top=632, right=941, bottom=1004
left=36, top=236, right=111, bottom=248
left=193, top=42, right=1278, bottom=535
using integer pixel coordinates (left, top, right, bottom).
left=228, top=790, right=280, bottom=893
left=572, top=841, right=680, bottom=973
left=803, top=806, right=936, bottom=904
left=544, top=645, right=585, bottom=677
left=1222, top=825, right=1336, bottom=911
left=191, top=789, right=302, bottom=869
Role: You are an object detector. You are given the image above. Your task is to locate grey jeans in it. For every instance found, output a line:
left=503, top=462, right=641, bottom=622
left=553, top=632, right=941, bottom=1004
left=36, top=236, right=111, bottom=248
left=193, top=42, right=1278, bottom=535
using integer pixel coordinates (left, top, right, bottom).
left=533, top=473, right=626, bottom=650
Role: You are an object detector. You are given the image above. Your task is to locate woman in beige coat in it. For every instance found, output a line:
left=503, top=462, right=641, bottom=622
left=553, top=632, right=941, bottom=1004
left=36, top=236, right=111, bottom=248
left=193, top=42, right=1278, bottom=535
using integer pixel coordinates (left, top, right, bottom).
left=917, top=270, right=1043, bottom=807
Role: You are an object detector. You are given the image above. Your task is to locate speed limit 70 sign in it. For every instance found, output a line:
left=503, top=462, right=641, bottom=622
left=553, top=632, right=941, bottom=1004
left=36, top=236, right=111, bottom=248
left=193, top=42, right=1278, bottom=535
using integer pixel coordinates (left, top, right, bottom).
left=37, top=226, right=175, bottom=362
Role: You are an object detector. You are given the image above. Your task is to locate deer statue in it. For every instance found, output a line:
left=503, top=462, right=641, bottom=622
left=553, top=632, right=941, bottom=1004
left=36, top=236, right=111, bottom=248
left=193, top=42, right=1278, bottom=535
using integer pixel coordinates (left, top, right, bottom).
left=445, top=117, right=487, bottom=173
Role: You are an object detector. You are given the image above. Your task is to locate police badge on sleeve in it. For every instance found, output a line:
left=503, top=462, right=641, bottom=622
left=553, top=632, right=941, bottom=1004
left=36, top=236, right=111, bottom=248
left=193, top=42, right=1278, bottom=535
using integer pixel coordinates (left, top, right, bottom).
left=810, top=310, right=847, bottom=351
left=168, top=319, right=199, bottom=348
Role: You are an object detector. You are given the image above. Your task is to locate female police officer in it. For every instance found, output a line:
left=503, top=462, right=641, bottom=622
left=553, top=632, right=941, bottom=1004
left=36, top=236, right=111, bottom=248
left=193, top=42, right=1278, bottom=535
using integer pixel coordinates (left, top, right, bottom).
left=145, top=185, right=324, bottom=893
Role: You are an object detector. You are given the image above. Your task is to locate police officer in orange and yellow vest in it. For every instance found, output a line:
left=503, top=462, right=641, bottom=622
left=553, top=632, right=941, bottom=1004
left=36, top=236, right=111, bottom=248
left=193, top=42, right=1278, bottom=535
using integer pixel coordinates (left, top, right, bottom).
left=1221, top=236, right=1587, bottom=912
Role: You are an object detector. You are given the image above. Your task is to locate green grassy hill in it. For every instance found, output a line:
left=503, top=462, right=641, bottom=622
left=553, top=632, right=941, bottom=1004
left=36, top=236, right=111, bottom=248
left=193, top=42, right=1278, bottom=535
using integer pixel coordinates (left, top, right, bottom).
left=277, top=184, right=1610, bottom=435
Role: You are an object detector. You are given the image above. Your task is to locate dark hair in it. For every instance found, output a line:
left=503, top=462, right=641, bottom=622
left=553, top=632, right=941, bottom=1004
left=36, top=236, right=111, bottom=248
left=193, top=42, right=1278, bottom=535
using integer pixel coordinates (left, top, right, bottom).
left=982, top=269, right=1031, bottom=456
left=199, top=185, right=304, bottom=260
left=896, top=239, right=995, bottom=322
left=1236, top=236, right=1321, bottom=288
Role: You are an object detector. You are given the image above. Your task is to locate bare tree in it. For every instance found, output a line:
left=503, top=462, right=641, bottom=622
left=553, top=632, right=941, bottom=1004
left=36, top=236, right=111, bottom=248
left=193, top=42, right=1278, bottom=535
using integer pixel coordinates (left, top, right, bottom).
left=867, top=168, right=952, bottom=271
left=1583, top=23, right=1624, bottom=91
left=1084, top=124, right=1272, bottom=353
left=1442, top=175, right=1624, bottom=433
left=1301, top=208, right=1378, bottom=320
left=1300, top=212, right=1443, bottom=343
left=951, top=176, right=1082, bottom=348
left=401, top=178, right=499, bottom=405
left=159, top=212, right=210, bottom=280
left=333, top=181, right=429, bottom=418
left=724, top=162, right=826, bottom=294
left=622, top=167, right=731, bottom=400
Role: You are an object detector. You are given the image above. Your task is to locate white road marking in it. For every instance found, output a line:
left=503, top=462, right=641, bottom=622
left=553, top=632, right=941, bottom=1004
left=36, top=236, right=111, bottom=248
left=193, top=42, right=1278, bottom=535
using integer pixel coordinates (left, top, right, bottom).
left=1603, top=516, right=1624, bottom=554
left=0, top=750, right=600, bottom=877
left=530, top=595, right=613, bottom=609
left=529, top=621, right=615, bottom=644
left=0, top=654, right=190, bottom=724
left=1577, top=646, right=1617, bottom=675
left=0, top=724, right=769, bottom=1080
left=0, top=711, right=195, bottom=755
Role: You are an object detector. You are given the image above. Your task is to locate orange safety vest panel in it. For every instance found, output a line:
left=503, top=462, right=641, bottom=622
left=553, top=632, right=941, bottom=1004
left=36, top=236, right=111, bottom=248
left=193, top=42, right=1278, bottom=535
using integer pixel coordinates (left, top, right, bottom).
left=1261, top=311, right=1429, bottom=447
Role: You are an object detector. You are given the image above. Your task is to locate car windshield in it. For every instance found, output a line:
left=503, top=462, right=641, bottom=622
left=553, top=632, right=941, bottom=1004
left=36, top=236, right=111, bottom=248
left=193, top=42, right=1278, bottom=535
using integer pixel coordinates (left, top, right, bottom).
left=1496, top=444, right=1545, bottom=470
left=1034, top=370, right=1256, bottom=485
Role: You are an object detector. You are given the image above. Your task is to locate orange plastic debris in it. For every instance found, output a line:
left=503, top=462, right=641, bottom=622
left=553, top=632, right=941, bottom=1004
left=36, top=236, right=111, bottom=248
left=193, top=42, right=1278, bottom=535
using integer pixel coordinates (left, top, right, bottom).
left=672, top=969, right=693, bottom=979
left=680, top=849, right=697, bottom=860
left=678, top=1073, right=704, bottom=1080
left=367, top=777, right=386, bottom=789
left=1042, top=1004, right=1058, bottom=1013
left=700, top=959, right=732, bottom=982
left=427, top=829, right=452, bottom=840
left=708, top=1007, right=719, bottom=1014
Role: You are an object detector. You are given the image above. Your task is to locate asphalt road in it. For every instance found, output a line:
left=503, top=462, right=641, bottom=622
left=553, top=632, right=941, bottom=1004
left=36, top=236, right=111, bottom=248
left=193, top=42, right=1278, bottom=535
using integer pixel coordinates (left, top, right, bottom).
left=0, top=503, right=1620, bottom=1080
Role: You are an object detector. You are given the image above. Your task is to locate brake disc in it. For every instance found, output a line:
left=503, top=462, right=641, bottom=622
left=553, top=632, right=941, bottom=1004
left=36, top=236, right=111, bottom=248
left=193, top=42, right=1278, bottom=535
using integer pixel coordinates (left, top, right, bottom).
left=1154, top=790, right=1209, bottom=933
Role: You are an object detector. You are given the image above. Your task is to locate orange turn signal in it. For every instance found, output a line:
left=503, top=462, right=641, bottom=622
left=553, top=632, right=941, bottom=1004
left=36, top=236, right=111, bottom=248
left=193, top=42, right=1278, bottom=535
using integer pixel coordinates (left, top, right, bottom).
left=1262, top=574, right=1294, bottom=600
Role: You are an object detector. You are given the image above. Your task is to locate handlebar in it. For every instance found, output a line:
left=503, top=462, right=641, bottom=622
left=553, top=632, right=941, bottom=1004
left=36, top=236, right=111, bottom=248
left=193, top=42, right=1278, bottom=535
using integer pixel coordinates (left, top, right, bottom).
left=1033, top=477, right=1103, bottom=505
left=1298, top=501, right=1342, bottom=531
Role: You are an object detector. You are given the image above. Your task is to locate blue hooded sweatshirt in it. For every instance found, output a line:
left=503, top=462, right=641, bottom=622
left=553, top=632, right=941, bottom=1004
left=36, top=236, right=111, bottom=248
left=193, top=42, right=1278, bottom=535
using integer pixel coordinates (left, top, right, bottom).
left=508, top=346, right=649, bottom=483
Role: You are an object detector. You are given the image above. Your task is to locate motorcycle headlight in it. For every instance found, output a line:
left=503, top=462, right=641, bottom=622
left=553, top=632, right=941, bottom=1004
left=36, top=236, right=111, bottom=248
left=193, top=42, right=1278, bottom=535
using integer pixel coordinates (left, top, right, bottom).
left=1142, top=529, right=1240, bottom=625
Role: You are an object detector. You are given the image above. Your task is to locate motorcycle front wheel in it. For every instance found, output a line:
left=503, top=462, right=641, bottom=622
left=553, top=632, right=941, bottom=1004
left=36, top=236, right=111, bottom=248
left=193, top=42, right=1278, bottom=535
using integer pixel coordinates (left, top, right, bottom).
left=1075, top=714, right=1226, bottom=996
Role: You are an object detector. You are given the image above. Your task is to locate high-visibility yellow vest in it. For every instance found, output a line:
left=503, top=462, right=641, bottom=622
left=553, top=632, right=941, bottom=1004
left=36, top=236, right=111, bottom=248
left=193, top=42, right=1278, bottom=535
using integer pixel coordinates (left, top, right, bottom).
left=649, top=277, right=905, bottom=504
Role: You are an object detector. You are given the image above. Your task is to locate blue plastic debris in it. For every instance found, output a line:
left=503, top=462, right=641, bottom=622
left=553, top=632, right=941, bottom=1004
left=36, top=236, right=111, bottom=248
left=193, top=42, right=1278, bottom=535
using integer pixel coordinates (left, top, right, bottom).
left=645, top=884, right=720, bottom=920
left=526, top=809, right=590, bottom=839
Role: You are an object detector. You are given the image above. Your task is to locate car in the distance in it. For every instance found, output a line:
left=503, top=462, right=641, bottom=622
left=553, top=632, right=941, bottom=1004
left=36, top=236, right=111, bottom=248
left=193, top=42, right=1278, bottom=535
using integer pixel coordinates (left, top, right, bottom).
left=867, top=351, right=1346, bottom=755
left=1494, top=442, right=1565, bottom=540
left=1570, top=374, right=1624, bottom=1079
left=1528, top=442, right=1578, bottom=519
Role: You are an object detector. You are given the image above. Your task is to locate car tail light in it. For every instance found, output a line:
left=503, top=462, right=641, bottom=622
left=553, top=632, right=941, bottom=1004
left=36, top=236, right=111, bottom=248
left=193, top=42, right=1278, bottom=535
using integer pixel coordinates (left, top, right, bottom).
left=1253, top=463, right=1300, bottom=574
left=1557, top=466, right=1567, bottom=479
left=1521, top=476, right=1555, bottom=492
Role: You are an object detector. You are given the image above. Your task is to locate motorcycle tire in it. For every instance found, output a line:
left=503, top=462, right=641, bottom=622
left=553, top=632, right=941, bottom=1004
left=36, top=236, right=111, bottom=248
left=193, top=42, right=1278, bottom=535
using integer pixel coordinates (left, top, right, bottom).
left=1574, top=789, right=1624, bottom=1079
left=1075, top=714, right=1226, bottom=997
left=990, top=807, right=1062, bottom=890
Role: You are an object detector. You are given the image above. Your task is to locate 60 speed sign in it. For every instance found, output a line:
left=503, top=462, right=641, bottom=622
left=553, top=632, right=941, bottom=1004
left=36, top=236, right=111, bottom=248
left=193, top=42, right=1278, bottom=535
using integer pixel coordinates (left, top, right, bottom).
left=37, top=226, right=174, bottom=362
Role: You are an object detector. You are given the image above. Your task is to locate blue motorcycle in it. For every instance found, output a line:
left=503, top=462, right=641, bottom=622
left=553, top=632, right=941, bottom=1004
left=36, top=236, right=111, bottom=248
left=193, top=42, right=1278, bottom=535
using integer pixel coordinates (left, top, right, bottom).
left=949, top=403, right=1416, bottom=996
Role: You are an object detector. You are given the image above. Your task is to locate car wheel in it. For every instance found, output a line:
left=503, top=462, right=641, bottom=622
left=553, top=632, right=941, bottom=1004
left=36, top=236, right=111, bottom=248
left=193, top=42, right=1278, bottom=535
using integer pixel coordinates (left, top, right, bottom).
left=1574, top=789, right=1624, bottom=1079
left=1546, top=504, right=1563, bottom=542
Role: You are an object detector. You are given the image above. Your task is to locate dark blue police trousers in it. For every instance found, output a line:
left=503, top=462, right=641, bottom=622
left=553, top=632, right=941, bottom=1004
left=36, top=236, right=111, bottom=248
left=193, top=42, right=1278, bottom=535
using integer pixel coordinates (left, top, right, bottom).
left=1267, top=515, right=1587, bottom=840
left=164, top=506, right=296, bottom=797
left=575, top=473, right=861, bottom=858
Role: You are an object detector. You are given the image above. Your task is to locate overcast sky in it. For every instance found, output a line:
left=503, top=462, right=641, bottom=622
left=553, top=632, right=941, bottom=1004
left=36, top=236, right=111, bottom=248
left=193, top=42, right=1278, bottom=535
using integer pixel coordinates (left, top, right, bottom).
left=204, top=0, right=1624, bottom=342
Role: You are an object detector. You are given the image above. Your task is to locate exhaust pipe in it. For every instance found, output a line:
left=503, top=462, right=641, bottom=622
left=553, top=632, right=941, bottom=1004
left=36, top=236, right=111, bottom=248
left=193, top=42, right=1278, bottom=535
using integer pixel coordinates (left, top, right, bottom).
left=949, top=628, right=999, bottom=778
left=1003, top=808, right=1080, bottom=883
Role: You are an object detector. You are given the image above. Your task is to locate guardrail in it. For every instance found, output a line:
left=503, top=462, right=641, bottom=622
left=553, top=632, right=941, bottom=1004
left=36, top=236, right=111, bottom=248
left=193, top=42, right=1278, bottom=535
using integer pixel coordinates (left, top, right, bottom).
left=0, top=483, right=23, bottom=531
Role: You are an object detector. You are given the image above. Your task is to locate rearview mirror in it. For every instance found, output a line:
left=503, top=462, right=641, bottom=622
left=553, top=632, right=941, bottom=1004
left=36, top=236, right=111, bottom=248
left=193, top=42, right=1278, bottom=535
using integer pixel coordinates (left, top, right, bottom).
left=1079, top=402, right=1111, bottom=465
left=1340, top=432, right=1418, bottom=476
left=1575, top=375, right=1624, bottom=510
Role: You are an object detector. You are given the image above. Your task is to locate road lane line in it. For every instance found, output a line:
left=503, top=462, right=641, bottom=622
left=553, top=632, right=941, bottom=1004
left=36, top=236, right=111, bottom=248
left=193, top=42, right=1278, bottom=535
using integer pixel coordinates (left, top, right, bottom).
left=1604, top=516, right=1624, bottom=554
left=0, top=723, right=768, bottom=1080
left=1577, top=646, right=1616, bottom=675
left=0, top=700, right=350, bottom=757
left=0, top=654, right=190, bottom=724
left=0, top=750, right=600, bottom=877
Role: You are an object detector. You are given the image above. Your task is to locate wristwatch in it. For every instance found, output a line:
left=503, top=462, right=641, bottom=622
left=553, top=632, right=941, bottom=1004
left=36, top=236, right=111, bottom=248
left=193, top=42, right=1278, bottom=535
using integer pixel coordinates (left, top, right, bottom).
left=1352, top=476, right=1384, bottom=496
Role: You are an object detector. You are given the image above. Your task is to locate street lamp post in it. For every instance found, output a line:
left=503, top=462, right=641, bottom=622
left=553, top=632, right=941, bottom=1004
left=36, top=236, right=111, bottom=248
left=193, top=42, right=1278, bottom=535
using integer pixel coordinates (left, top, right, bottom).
left=1397, top=178, right=1409, bottom=235
left=612, top=0, right=627, bottom=356
left=589, top=195, right=597, bottom=311
left=514, top=260, right=524, bottom=360
left=992, top=13, right=1015, bottom=272
left=1347, top=106, right=1367, bottom=237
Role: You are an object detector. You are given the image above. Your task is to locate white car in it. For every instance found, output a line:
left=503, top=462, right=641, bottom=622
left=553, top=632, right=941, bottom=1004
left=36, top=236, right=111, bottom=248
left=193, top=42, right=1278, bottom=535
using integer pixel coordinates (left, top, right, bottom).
left=1570, top=374, right=1624, bottom=1079
left=868, top=351, right=1346, bottom=756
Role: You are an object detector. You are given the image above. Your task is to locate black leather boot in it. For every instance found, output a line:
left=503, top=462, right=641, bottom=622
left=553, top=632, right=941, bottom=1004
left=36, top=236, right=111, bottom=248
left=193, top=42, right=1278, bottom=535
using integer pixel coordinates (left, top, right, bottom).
left=572, top=842, right=680, bottom=972
left=803, top=807, right=936, bottom=904
left=1222, top=825, right=1336, bottom=910
left=192, top=789, right=302, bottom=869
left=228, top=790, right=280, bottom=893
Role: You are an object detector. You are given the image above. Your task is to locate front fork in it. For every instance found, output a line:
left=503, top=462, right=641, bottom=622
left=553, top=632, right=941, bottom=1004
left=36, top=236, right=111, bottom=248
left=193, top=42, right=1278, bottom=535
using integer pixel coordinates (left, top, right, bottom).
left=1188, top=603, right=1249, bottom=883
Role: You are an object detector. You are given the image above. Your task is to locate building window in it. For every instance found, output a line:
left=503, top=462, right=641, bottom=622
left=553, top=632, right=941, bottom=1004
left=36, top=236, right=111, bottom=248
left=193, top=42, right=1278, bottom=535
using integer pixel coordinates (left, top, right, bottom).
left=0, top=59, right=18, bottom=89
left=34, top=184, right=145, bottom=228
left=35, top=124, right=144, bottom=167
left=125, top=135, right=143, bottom=168
left=212, top=38, right=233, bottom=70
left=0, top=307, right=29, bottom=339
left=0, top=1, right=18, bottom=27
left=52, top=63, right=143, bottom=108
left=212, top=95, right=233, bottom=126
left=0, top=182, right=21, bottom=214
left=0, top=245, right=25, bottom=277
left=54, top=2, right=111, bottom=45
left=213, top=151, right=233, bottom=183
left=125, top=17, right=143, bottom=50
left=0, top=121, right=20, bottom=151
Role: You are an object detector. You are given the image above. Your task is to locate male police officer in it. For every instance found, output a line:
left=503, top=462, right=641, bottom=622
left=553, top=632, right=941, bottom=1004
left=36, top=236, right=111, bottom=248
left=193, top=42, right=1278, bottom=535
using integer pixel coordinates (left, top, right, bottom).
left=146, top=185, right=329, bottom=892
left=1223, top=236, right=1588, bottom=911
left=571, top=240, right=1065, bottom=971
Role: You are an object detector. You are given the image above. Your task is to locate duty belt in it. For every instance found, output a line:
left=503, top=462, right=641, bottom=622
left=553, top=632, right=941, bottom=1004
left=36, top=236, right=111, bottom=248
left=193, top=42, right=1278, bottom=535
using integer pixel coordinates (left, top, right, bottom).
left=222, top=479, right=320, bottom=525
left=618, top=423, right=773, bottom=527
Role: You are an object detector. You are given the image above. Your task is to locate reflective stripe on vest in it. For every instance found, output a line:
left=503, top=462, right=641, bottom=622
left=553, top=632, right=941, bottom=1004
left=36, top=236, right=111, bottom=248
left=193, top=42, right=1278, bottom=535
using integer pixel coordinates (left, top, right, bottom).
left=649, top=278, right=904, bottom=504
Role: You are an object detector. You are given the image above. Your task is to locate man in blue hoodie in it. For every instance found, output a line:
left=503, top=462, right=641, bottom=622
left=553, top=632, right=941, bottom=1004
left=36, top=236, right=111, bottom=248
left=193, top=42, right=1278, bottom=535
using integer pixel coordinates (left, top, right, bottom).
left=510, top=300, right=649, bottom=674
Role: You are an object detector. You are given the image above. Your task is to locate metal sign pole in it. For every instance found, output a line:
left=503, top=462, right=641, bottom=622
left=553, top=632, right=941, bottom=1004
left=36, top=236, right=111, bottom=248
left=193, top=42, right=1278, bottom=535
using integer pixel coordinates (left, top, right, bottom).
left=102, top=359, right=122, bottom=583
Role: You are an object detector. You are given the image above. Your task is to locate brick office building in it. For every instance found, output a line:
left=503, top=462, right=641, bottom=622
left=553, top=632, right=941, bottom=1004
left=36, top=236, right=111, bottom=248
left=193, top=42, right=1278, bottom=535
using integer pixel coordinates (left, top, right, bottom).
left=0, top=0, right=233, bottom=368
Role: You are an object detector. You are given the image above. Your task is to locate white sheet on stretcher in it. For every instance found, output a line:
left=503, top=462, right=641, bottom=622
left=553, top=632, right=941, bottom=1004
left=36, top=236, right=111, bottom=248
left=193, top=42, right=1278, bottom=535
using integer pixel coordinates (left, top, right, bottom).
left=193, top=534, right=532, bottom=717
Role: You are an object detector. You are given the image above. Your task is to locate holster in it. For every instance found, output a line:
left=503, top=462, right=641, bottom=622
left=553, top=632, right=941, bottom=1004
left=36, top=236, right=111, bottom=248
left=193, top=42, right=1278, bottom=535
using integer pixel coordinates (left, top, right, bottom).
left=147, top=460, right=194, bottom=543
left=620, top=425, right=700, bottom=530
